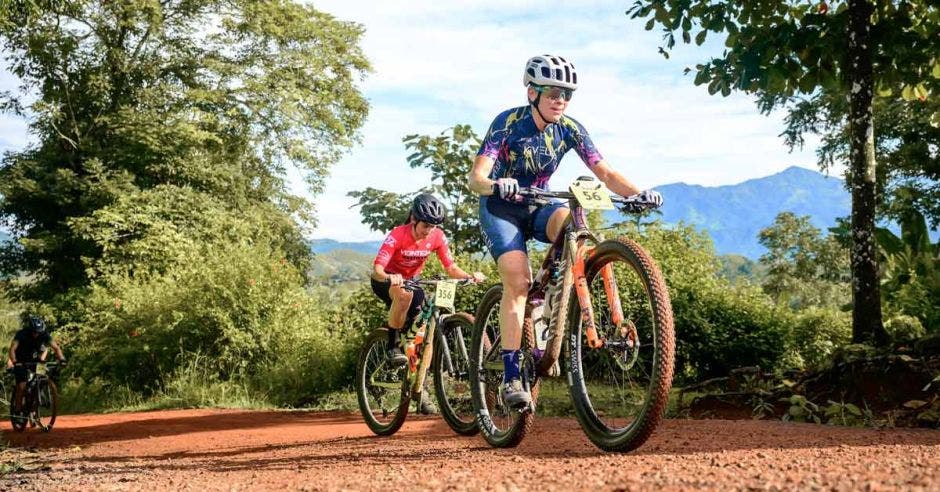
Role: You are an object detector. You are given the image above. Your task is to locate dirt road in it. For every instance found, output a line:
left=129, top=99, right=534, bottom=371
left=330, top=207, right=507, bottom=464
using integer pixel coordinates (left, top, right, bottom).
left=2, top=409, right=938, bottom=490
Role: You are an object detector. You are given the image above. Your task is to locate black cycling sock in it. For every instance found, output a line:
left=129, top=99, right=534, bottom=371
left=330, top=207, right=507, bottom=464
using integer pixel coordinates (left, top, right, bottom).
left=387, top=326, right=401, bottom=349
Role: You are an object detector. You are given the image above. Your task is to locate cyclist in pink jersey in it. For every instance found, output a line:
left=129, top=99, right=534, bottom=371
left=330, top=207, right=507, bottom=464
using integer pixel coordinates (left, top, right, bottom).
left=371, top=194, right=485, bottom=366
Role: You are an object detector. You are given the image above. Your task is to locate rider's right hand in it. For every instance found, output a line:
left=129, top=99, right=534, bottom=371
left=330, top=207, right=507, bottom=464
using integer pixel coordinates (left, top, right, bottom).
left=492, top=178, right=520, bottom=200
left=387, top=274, right=404, bottom=287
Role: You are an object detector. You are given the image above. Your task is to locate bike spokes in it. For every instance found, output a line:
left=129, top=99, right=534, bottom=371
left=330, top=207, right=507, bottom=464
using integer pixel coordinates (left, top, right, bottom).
left=436, top=316, right=476, bottom=427
left=479, top=303, right=515, bottom=429
left=360, top=336, right=408, bottom=431
left=577, top=254, right=658, bottom=432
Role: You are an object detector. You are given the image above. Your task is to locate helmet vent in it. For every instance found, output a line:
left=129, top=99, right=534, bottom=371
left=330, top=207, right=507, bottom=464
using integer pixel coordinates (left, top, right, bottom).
left=541, top=66, right=551, bottom=78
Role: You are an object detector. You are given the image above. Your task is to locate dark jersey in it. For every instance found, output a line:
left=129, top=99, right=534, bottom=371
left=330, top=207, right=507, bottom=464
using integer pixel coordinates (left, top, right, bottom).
left=477, top=106, right=603, bottom=189
left=12, top=329, right=52, bottom=362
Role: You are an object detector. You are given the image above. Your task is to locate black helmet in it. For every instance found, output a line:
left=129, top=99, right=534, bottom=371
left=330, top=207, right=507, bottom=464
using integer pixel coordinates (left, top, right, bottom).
left=25, top=315, right=46, bottom=333
left=411, top=193, right=445, bottom=225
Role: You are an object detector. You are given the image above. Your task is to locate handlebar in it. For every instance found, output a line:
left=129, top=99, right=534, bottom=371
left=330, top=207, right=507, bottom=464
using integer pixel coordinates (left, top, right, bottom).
left=510, top=187, right=660, bottom=213
left=385, top=277, right=479, bottom=291
left=12, top=361, right=63, bottom=367
left=6, top=360, right=64, bottom=376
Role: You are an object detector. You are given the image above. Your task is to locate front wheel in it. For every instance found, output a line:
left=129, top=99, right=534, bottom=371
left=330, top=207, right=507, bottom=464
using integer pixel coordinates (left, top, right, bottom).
left=566, top=238, right=675, bottom=452
left=432, top=312, right=480, bottom=436
left=9, top=386, right=26, bottom=432
left=356, top=328, right=410, bottom=436
left=32, top=379, right=58, bottom=432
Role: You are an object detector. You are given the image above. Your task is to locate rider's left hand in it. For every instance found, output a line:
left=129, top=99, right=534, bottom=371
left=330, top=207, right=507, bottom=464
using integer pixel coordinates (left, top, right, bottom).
left=470, top=272, right=486, bottom=283
left=637, top=189, right=663, bottom=208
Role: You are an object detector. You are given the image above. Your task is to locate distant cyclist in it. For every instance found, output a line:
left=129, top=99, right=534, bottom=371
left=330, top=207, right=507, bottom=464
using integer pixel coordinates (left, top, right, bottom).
left=467, top=55, right=663, bottom=407
left=7, top=315, right=66, bottom=421
left=371, top=193, right=485, bottom=367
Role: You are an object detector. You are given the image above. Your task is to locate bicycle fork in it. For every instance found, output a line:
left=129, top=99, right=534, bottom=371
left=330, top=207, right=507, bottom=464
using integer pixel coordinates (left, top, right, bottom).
left=410, top=315, right=438, bottom=400
left=573, top=244, right=625, bottom=349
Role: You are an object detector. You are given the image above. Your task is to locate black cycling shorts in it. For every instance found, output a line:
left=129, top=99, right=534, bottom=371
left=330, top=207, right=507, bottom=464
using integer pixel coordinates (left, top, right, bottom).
left=370, top=278, right=425, bottom=327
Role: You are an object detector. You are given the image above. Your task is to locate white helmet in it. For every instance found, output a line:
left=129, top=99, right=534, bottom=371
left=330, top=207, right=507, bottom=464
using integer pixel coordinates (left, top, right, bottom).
left=523, top=54, right=578, bottom=90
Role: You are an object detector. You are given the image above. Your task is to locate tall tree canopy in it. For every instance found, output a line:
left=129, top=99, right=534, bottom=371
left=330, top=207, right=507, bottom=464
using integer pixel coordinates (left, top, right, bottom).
left=627, top=0, right=939, bottom=344
left=0, top=0, right=370, bottom=300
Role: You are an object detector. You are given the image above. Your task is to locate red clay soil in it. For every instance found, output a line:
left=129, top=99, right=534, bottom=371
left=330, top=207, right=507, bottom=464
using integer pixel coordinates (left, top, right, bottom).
left=2, top=409, right=938, bottom=491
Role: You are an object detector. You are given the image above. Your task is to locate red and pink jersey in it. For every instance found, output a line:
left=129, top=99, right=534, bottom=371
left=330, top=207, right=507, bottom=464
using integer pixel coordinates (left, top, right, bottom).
left=373, top=224, right=455, bottom=279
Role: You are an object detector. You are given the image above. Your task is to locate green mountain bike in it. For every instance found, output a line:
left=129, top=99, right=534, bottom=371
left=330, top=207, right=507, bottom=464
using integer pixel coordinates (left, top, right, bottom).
left=357, top=277, right=481, bottom=436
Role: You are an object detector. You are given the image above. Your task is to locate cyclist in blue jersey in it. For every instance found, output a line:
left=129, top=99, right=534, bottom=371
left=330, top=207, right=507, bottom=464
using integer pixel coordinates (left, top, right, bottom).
left=467, top=55, right=663, bottom=407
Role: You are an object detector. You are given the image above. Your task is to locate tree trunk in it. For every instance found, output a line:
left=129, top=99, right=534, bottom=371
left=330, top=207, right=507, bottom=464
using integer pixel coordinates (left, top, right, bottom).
left=846, top=0, right=888, bottom=345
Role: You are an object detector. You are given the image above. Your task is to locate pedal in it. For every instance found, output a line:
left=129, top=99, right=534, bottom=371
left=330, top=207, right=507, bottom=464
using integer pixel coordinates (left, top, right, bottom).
left=510, top=400, right=532, bottom=413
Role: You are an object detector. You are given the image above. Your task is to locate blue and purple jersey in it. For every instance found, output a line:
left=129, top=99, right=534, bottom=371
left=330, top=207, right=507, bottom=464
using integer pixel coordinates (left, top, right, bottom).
left=476, top=106, right=603, bottom=189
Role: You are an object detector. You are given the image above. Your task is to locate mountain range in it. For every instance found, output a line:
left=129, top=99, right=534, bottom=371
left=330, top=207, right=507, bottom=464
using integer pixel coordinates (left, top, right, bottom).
left=308, top=238, right=382, bottom=255
left=604, top=165, right=852, bottom=258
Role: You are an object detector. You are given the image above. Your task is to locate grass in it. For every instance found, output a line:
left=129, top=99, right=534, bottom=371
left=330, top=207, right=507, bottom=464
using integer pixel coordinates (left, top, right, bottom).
left=57, top=355, right=271, bottom=414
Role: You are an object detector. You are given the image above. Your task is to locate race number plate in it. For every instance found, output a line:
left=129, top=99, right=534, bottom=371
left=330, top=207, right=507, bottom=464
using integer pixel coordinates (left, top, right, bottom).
left=36, top=363, right=47, bottom=376
left=435, top=280, right=457, bottom=310
left=570, top=180, right=615, bottom=210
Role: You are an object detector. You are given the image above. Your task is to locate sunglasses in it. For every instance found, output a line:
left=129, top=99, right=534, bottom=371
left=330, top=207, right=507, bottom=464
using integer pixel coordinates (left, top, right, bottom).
left=532, top=85, right=574, bottom=102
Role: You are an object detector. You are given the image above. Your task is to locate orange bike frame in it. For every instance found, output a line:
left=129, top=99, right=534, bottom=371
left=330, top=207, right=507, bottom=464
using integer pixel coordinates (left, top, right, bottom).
left=569, top=207, right=625, bottom=350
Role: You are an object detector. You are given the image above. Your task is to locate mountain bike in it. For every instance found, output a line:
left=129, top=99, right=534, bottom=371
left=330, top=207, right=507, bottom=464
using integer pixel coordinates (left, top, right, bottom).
left=7, top=361, right=60, bottom=432
left=357, top=277, right=482, bottom=436
left=470, top=176, right=675, bottom=452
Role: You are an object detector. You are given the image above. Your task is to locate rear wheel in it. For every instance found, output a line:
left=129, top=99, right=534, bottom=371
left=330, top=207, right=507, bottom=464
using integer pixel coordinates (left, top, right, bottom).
left=432, top=312, right=480, bottom=436
left=566, top=238, right=675, bottom=452
left=356, top=329, right=410, bottom=436
left=469, top=285, right=539, bottom=448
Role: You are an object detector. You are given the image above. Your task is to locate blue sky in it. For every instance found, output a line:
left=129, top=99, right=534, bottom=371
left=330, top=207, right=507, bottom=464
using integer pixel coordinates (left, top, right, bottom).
left=0, top=1, right=839, bottom=241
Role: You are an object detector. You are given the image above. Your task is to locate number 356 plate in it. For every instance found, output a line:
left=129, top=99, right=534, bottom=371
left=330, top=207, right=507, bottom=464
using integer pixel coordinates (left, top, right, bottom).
left=435, top=280, right=457, bottom=310
left=570, top=180, right=615, bottom=210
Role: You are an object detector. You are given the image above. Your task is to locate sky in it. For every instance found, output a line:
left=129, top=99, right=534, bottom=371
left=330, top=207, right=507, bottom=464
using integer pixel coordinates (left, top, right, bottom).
left=0, top=1, right=836, bottom=242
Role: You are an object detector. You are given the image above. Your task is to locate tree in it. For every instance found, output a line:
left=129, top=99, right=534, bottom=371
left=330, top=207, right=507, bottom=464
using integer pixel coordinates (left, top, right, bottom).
left=0, top=1, right=370, bottom=300
left=349, top=125, right=485, bottom=255
left=758, top=212, right=850, bottom=310
left=627, top=0, right=939, bottom=344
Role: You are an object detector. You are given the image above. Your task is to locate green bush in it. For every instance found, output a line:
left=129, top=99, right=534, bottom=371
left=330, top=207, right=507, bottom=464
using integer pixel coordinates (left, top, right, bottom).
left=670, top=283, right=790, bottom=380
left=885, top=315, right=926, bottom=344
left=612, top=221, right=791, bottom=381
left=62, top=240, right=312, bottom=391
left=784, top=307, right=852, bottom=369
